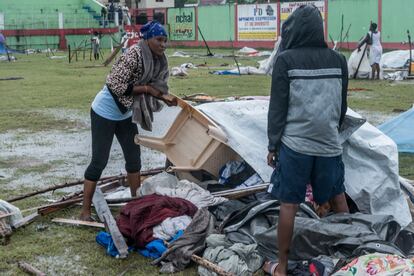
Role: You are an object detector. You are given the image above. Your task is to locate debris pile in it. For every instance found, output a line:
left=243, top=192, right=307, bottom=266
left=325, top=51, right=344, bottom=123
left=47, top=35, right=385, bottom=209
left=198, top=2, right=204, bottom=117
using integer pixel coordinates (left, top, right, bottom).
left=2, top=96, right=414, bottom=276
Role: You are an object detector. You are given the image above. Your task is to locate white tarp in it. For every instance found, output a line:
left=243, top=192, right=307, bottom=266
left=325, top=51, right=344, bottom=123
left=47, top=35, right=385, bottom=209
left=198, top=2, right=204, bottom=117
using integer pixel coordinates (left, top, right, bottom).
left=348, top=47, right=371, bottom=79
left=380, top=50, right=414, bottom=80
left=212, top=38, right=280, bottom=76
left=257, top=38, right=281, bottom=75
left=197, top=100, right=411, bottom=227
left=348, top=49, right=414, bottom=80
left=238, top=47, right=258, bottom=55
left=381, top=50, right=414, bottom=69
left=0, top=200, right=23, bottom=227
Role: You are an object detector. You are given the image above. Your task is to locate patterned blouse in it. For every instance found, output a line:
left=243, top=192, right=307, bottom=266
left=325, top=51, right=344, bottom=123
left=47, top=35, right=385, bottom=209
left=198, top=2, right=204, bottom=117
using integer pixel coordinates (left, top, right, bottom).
left=106, top=45, right=143, bottom=113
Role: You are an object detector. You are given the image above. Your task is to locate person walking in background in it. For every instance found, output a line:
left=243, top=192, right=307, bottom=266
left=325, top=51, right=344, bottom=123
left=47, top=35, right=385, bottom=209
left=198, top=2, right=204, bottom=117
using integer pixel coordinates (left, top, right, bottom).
left=80, top=21, right=175, bottom=221
left=122, top=5, right=131, bottom=26
left=100, top=6, right=107, bottom=27
left=358, top=22, right=383, bottom=80
left=265, top=5, right=349, bottom=276
left=108, top=1, right=115, bottom=24
left=91, top=32, right=100, bottom=60
left=117, top=5, right=123, bottom=26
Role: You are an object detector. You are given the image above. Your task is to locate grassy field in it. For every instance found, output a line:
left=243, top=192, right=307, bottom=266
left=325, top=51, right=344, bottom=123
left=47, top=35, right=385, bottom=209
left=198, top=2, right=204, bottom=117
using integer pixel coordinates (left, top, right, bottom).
left=0, top=48, right=413, bottom=275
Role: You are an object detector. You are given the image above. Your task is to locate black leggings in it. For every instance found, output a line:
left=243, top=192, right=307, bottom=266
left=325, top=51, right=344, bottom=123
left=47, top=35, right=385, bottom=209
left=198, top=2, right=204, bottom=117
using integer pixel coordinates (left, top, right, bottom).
left=84, top=109, right=141, bottom=181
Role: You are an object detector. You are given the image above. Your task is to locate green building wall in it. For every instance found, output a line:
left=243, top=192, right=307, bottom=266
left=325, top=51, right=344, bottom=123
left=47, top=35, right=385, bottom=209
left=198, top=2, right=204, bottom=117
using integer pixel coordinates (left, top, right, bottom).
left=1, top=0, right=414, bottom=50
left=197, top=5, right=235, bottom=42
left=327, top=0, right=378, bottom=43
left=382, top=0, right=414, bottom=43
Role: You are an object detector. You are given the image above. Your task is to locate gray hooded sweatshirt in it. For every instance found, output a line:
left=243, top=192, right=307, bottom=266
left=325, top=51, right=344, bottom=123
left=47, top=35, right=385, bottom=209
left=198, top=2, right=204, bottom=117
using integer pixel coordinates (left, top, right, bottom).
left=267, top=5, right=348, bottom=157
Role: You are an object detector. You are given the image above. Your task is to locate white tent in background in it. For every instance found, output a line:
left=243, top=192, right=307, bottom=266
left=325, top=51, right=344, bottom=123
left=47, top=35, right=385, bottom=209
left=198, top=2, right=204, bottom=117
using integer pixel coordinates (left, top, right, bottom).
left=348, top=46, right=371, bottom=79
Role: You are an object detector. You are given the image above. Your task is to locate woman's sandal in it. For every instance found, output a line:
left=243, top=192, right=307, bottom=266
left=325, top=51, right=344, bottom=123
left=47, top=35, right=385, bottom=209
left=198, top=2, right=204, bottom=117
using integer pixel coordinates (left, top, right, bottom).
left=263, top=260, right=279, bottom=276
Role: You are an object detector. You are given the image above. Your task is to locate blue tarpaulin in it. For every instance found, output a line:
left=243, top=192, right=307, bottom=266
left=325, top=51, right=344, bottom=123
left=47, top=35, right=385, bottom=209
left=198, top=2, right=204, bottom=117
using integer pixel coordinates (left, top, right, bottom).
left=379, top=107, right=414, bottom=153
left=0, top=43, right=24, bottom=54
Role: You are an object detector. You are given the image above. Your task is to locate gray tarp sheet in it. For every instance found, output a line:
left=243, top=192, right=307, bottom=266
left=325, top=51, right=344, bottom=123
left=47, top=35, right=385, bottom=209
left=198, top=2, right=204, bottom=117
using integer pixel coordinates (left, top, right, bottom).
left=221, top=200, right=404, bottom=261
left=197, top=100, right=411, bottom=227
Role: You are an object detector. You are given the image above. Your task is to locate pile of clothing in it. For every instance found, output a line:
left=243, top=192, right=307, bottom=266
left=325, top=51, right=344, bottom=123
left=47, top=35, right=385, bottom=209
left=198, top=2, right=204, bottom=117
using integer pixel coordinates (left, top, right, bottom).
left=96, top=173, right=221, bottom=272
left=95, top=171, right=414, bottom=275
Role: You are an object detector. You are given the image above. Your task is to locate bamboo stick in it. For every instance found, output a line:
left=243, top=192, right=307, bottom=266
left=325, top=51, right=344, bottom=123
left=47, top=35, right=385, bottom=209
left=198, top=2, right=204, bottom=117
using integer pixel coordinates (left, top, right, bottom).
left=6, top=167, right=165, bottom=203
left=52, top=218, right=105, bottom=228
left=6, top=174, right=123, bottom=203
left=17, top=262, right=46, bottom=276
left=191, top=255, right=234, bottom=276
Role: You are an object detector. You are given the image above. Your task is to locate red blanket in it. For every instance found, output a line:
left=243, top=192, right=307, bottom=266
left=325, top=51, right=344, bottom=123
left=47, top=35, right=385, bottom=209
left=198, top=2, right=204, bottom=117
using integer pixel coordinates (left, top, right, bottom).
left=116, top=194, right=197, bottom=248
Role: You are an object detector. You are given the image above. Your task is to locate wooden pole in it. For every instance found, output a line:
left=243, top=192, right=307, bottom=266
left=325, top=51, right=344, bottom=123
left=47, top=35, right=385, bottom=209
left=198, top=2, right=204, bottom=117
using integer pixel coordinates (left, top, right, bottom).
left=6, top=166, right=164, bottom=203
left=83, top=40, right=86, bottom=60
left=105, top=184, right=270, bottom=204
left=339, top=14, right=344, bottom=50
left=38, top=197, right=83, bottom=216
left=6, top=174, right=124, bottom=203
left=52, top=218, right=105, bottom=228
left=197, top=25, right=213, bottom=56
left=191, top=255, right=234, bottom=276
left=4, top=43, right=11, bottom=62
left=354, top=43, right=368, bottom=79
left=408, top=30, right=412, bottom=76
left=93, top=187, right=129, bottom=258
left=103, top=43, right=122, bottom=66
left=13, top=212, right=39, bottom=229
left=212, top=183, right=269, bottom=198
left=17, top=262, right=46, bottom=276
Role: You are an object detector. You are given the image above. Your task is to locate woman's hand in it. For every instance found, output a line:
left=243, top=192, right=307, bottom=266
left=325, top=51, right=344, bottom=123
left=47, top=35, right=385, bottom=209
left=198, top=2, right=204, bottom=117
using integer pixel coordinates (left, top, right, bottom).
left=161, top=94, right=178, bottom=106
left=132, top=85, right=177, bottom=106
left=147, top=86, right=178, bottom=107
left=146, top=85, right=163, bottom=98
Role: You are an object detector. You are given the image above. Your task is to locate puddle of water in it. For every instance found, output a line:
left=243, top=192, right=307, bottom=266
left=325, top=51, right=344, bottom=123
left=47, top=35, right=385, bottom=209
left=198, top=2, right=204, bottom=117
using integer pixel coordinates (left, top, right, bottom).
left=0, top=127, right=165, bottom=191
left=36, top=249, right=88, bottom=275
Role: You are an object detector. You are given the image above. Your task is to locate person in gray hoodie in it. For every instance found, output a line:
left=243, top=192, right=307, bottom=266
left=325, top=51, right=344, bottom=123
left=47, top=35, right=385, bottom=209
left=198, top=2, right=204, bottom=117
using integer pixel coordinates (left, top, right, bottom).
left=266, top=5, right=349, bottom=275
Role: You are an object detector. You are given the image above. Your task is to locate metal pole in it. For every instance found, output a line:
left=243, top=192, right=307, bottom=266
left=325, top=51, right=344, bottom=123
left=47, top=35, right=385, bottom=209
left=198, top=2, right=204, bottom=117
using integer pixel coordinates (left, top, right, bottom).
left=5, top=43, right=11, bottom=62
left=83, top=40, right=86, bottom=60
left=354, top=43, right=368, bottom=79
left=408, top=30, right=412, bottom=76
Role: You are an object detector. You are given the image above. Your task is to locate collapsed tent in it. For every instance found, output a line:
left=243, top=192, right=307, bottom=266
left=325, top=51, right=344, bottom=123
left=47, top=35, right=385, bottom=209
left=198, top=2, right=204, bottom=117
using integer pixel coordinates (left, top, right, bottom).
left=218, top=200, right=405, bottom=261
left=137, top=99, right=411, bottom=227
left=379, top=106, right=414, bottom=153
left=194, top=100, right=410, bottom=227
